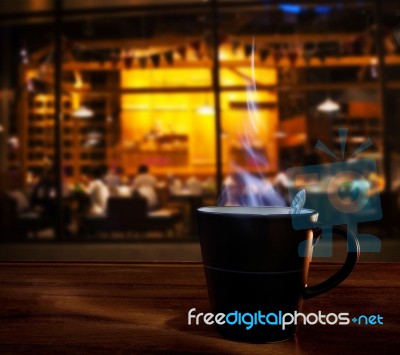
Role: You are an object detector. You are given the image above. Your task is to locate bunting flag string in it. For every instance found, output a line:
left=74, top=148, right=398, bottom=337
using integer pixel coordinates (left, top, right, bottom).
left=138, top=57, right=147, bottom=69
left=190, top=40, right=203, bottom=59
left=231, top=39, right=241, bottom=54
left=303, top=50, right=313, bottom=66
left=273, top=48, right=284, bottom=65
left=259, top=48, right=270, bottom=62
left=29, top=26, right=388, bottom=70
left=177, top=46, right=187, bottom=60
left=244, top=43, right=253, bottom=58
left=164, top=51, right=174, bottom=65
left=287, top=49, right=299, bottom=66
left=111, top=50, right=120, bottom=68
left=122, top=49, right=134, bottom=69
left=150, top=53, right=161, bottom=68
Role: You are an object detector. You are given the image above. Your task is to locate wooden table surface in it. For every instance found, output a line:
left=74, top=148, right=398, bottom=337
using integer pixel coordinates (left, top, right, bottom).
left=0, top=262, right=399, bottom=354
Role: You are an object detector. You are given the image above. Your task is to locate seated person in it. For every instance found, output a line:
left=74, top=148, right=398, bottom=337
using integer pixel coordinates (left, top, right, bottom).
left=115, top=173, right=131, bottom=197
left=85, top=169, right=109, bottom=215
left=7, top=189, right=30, bottom=215
left=29, top=169, right=72, bottom=235
left=131, top=164, right=158, bottom=210
left=104, top=167, right=123, bottom=196
left=31, top=170, right=59, bottom=219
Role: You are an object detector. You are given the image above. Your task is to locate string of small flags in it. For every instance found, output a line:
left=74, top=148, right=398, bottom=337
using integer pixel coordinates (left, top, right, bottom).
left=23, top=30, right=396, bottom=71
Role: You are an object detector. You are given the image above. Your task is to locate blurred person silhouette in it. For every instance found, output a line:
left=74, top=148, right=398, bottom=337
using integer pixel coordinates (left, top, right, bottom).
left=115, top=172, right=131, bottom=197
left=131, top=164, right=158, bottom=210
left=31, top=169, right=58, bottom=216
left=186, top=176, right=203, bottom=195
left=167, top=173, right=183, bottom=195
left=86, top=167, right=109, bottom=215
left=30, top=168, right=71, bottom=235
left=104, top=166, right=123, bottom=196
left=5, top=168, right=30, bottom=214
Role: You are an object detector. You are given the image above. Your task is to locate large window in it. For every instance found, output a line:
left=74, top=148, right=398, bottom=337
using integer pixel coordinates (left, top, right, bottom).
left=0, top=1, right=398, bottom=255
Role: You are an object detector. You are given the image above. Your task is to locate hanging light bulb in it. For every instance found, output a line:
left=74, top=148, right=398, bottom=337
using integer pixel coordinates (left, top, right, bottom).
left=72, top=106, right=94, bottom=118
left=73, top=71, right=84, bottom=89
left=370, top=57, right=378, bottom=79
left=8, top=136, right=20, bottom=150
left=20, top=47, right=29, bottom=64
left=197, top=94, right=215, bottom=115
left=197, top=104, right=215, bottom=115
left=317, top=97, right=340, bottom=113
left=274, top=130, right=287, bottom=138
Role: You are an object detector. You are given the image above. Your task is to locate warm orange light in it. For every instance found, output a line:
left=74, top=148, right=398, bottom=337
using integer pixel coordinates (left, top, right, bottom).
left=73, top=71, right=84, bottom=89
left=120, top=63, right=279, bottom=175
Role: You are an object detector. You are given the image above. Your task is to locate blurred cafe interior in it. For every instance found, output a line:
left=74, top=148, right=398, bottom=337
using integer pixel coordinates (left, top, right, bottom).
left=1, top=0, right=400, bottom=260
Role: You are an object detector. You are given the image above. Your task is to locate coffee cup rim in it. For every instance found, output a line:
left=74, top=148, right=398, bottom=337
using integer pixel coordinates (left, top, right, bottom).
left=198, top=206, right=317, bottom=218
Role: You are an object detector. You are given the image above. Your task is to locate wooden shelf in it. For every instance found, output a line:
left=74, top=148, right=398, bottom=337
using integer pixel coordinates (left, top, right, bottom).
left=23, top=92, right=113, bottom=180
left=330, top=110, right=383, bottom=158
left=68, top=82, right=383, bottom=95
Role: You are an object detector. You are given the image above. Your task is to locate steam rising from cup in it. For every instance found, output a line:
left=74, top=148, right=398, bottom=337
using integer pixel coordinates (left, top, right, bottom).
left=218, top=169, right=287, bottom=207
left=218, top=38, right=285, bottom=207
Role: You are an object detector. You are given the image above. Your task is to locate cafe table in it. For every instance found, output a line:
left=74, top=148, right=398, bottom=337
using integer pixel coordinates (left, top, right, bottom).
left=169, top=191, right=206, bottom=236
left=0, top=261, right=399, bottom=354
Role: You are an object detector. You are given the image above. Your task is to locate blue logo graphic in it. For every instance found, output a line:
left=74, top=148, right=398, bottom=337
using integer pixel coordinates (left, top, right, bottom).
left=287, top=128, right=382, bottom=257
left=188, top=308, right=384, bottom=329
left=351, top=314, right=384, bottom=325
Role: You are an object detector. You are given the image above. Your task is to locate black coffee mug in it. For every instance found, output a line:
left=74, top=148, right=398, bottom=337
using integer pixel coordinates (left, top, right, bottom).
left=197, top=206, right=360, bottom=343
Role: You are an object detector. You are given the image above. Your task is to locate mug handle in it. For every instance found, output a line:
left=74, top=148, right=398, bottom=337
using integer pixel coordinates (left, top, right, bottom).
left=303, top=225, right=360, bottom=300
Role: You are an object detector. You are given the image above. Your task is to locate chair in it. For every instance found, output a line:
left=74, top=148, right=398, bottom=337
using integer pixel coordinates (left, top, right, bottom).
left=83, top=196, right=181, bottom=238
left=108, top=196, right=148, bottom=233
left=147, top=208, right=182, bottom=237
left=0, top=193, right=51, bottom=240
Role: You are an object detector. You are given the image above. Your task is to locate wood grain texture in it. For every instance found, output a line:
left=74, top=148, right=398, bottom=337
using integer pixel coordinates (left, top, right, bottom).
left=0, top=262, right=399, bottom=355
